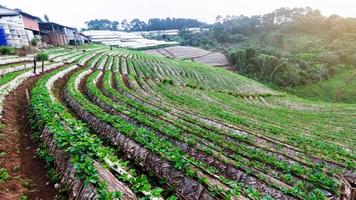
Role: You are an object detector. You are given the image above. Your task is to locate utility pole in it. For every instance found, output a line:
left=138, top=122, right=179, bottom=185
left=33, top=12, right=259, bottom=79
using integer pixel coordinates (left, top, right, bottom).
left=33, top=57, right=36, bottom=74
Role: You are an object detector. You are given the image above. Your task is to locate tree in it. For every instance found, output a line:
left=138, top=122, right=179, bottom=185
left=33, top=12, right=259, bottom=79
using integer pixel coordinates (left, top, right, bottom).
left=112, top=21, right=120, bottom=31
left=213, top=24, right=229, bottom=43
left=85, top=17, right=204, bottom=32
left=36, top=52, right=48, bottom=72
left=44, top=14, right=50, bottom=22
left=130, top=19, right=147, bottom=31
left=85, top=19, right=119, bottom=31
left=121, top=19, right=131, bottom=31
left=215, top=15, right=223, bottom=24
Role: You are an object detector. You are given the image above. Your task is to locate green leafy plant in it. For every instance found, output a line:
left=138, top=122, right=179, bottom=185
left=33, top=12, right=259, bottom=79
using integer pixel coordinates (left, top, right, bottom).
left=36, top=52, right=49, bottom=61
left=0, top=46, right=16, bottom=55
left=0, top=168, right=10, bottom=182
left=31, top=37, right=40, bottom=46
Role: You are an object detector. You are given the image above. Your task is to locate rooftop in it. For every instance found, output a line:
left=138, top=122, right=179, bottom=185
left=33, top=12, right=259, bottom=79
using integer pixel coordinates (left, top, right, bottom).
left=0, top=5, right=19, bottom=16
left=17, top=10, right=42, bottom=21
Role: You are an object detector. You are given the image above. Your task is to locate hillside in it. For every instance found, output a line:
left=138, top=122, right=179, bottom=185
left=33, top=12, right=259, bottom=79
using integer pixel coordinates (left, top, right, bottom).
left=163, top=8, right=356, bottom=105
left=0, top=45, right=355, bottom=200
left=286, top=68, right=356, bottom=103
left=144, top=46, right=231, bottom=68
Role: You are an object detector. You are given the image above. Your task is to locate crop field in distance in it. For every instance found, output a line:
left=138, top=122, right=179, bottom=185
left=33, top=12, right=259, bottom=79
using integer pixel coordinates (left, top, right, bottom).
left=0, top=45, right=355, bottom=200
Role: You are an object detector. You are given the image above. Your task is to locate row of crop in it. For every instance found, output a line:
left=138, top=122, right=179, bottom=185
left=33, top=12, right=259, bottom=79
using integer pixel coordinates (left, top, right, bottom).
left=0, top=62, right=62, bottom=118
left=31, top=64, right=163, bottom=200
left=134, top=74, right=356, bottom=191
left=112, top=56, right=120, bottom=72
left=107, top=55, right=341, bottom=199
left=97, top=55, right=109, bottom=70
left=0, top=55, right=34, bottom=65
left=0, top=69, right=31, bottom=86
left=98, top=63, right=315, bottom=199
left=89, top=47, right=353, bottom=199
left=150, top=80, right=355, bottom=169
left=204, top=87, right=356, bottom=145
left=208, top=89, right=356, bottom=163
left=100, top=70, right=316, bottom=199
left=112, top=71, right=340, bottom=199
left=136, top=77, right=350, bottom=168
left=112, top=50, right=344, bottom=155
left=88, top=70, right=277, bottom=199
left=122, top=51, right=276, bottom=95
left=64, top=68, right=245, bottom=200
left=0, top=62, right=45, bottom=76
left=80, top=48, right=350, bottom=197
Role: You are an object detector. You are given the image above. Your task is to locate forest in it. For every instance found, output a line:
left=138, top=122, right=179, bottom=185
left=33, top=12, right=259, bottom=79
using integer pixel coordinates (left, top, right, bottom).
left=84, top=18, right=204, bottom=31
left=165, top=7, right=356, bottom=93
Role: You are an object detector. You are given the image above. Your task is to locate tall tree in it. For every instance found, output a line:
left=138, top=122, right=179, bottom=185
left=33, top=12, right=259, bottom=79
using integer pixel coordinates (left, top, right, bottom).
left=130, top=19, right=147, bottom=31
left=44, top=14, right=50, bottom=22
left=215, top=15, right=223, bottom=24
left=85, top=19, right=120, bottom=31
left=121, top=19, right=131, bottom=31
left=112, top=21, right=120, bottom=31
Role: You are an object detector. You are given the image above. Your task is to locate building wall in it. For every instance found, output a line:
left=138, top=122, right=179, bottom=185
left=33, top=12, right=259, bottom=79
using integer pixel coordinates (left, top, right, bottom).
left=64, top=27, right=75, bottom=40
left=42, top=33, right=67, bottom=46
left=0, top=15, right=28, bottom=47
left=22, top=15, right=39, bottom=32
left=25, top=29, right=34, bottom=42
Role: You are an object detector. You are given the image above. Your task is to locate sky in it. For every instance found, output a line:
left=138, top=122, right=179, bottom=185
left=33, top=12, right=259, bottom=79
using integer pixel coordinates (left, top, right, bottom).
left=1, top=0, right=356, bottom=29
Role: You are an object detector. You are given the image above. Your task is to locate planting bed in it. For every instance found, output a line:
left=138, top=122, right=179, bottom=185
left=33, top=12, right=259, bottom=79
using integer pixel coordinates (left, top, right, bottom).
left=0, top=45, right=355, bottom=199
left=145, top=46, right=232, bottom=68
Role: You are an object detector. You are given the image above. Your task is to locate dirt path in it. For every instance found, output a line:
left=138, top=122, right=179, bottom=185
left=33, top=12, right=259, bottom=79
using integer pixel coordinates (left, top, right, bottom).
left=0, top=73, right=57, bottom=200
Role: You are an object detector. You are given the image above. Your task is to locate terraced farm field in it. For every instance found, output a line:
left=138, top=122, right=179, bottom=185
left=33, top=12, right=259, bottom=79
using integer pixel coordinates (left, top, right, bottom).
left=145, top=46, right=231, bottom=69
left=0, top=45, right=355, bottom=200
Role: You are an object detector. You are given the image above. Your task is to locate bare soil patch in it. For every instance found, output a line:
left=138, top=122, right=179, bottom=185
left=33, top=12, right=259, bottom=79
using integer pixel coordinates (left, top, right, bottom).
left=0, top=72, right=57, bottom=200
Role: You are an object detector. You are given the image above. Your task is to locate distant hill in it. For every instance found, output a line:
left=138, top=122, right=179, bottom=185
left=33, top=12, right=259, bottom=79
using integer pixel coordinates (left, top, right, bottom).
left=286, top=68, right=356, bottom=103
left=163, top=7, right=356, bottom=103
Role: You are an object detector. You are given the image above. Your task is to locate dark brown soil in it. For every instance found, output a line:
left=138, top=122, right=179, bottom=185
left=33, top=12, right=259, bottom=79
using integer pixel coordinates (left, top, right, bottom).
left=0, top=72, right=57, bottom=200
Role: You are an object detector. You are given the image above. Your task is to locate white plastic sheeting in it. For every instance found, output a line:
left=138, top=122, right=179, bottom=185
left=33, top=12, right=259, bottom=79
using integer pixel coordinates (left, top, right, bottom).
left=81, top=30, right=177, bottom=49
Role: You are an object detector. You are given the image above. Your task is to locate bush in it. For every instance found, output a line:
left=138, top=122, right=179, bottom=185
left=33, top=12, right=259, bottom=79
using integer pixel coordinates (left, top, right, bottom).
left=320, top=52, right=340, bottom=66
left=31, top=37, right=40, bottom=46
left=0, top=46, right=16, bottom=55
left=229, top=47, right=342, bottom=87
left=36, top=52, right=49, bottom=61
left=162, top=79, right=174, bottom=85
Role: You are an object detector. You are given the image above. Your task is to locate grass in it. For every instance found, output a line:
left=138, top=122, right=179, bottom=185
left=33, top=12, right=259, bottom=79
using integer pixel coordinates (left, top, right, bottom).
left=287, top=68, right=356, bottom=103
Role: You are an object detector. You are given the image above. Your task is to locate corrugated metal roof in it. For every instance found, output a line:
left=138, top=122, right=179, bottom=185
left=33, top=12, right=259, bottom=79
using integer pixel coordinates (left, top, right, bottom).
left=18, top=10, right=41, bottom=21
left=0, top=6, right=19, bottom=16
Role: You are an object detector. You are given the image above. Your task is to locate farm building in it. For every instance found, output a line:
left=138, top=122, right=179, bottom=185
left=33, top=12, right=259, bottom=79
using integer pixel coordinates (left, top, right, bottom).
left=39, top=22, right=83, bottom=46
left=79, top=33, right=90, bottom=44
left=64, top=26, right=81, bottom=45
left=39, top=22, right=68, bottom=46
left=17, top=10, right=41, bottom=43
left=0, top=5, right=28, bottom=47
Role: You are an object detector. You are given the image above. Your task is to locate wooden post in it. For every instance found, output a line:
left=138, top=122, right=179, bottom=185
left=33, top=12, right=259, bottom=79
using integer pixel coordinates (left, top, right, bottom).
left=33, top=57, right=36, bottom=74
left=42, top=60, right=44, bottom=72
left=25, top=89, right=30, bottom=104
